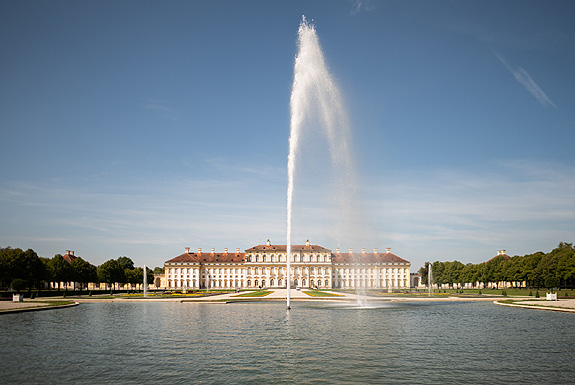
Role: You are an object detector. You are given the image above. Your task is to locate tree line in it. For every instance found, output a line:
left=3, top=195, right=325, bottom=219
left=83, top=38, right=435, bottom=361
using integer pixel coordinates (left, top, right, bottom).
left=418, top=242, right=575, bottom=289
left=0, top=247, right=159, bottom=292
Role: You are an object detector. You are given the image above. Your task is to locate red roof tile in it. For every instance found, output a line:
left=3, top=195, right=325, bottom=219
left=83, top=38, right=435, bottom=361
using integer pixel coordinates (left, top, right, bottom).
left=166, top=252, right=245, bottom=264
left=245, top=244, right=331, bottom=253
left=332, top=252, right=409, bottom=264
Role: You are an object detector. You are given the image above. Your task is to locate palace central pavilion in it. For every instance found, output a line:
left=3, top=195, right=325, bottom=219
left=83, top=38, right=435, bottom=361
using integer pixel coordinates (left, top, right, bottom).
left=164, top=240, right=411, bottom=290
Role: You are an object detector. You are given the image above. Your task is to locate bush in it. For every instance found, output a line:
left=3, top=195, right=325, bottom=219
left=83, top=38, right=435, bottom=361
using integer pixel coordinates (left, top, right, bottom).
left=529, top=291, right=532, bottom=296
left=478, top=290, right=482, bottom=295
left=535, top=291, right=540, bottom=298
left=89, top=291, right=92, bottom=296
left=10, top=279, right=27, bottom=293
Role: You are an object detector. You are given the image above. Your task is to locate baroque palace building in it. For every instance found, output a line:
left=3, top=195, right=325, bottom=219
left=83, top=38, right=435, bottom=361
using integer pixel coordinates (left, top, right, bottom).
left=164, top=240, right=411, bottom=290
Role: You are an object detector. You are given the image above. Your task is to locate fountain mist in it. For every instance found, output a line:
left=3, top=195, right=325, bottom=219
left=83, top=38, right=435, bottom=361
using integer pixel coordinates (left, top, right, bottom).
left=287, top=16, right=364, bottom=309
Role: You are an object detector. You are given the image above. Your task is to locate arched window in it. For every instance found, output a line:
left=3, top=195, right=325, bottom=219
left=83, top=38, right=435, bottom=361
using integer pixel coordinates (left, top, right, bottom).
left=271, top=255, right=274, bottom=262
left=263, top=255, right=266, bottom=262
left=255, top=267, right=259, bottom=275
left=310, top=279, right=314, bottom=287
left=254, top=279, right=259, bottom=287
left=325, top=279, right=329, bottom=287
left=256, top=255, right=259, bottom=262
left=270, top=279, right=274, bottom=287
left=278, top=279, right=282, bottom=287
left=247, top=267, right=252, bottom=275
left=247, top=280, right=251, bottom=287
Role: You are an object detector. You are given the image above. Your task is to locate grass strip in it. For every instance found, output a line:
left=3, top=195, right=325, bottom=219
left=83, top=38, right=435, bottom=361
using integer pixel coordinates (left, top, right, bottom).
left=303, top=290, right=343, bottom=297
left=233, top=290, right=272, bottom=297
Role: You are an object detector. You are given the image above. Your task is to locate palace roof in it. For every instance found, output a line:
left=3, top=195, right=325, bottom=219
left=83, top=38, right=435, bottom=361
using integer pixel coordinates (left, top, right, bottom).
left=331, top=251, right=409, bottom=264
left=166, top=251, right=245, bottom=264
left=245, top=239, right=331, bottom=253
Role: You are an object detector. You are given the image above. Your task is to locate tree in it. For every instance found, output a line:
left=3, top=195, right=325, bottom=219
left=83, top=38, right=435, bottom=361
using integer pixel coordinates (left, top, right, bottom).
left=49, top=254, right=74, bottom=290
left=0, top=248, right=47, bottom=291
left=71, top=257, right=97, bottom=290
left=125, top=268, right=142, bottom=289
left=116, top=256, right=134, bottom=271
left=545, top=276, right=560, bottom=293
left=97, top=259, right=123, bottom=290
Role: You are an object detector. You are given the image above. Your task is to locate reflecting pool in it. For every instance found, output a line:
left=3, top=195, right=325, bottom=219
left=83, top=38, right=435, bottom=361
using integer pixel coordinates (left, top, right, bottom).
left=1, top=301, right=573, bottom=384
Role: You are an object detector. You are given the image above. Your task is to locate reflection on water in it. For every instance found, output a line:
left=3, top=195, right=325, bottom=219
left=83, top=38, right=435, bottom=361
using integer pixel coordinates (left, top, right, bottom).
left=1, top=301, right=574, bottom=384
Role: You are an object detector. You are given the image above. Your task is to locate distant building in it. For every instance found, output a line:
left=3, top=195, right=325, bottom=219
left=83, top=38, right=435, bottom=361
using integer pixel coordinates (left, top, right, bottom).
left=62, top=250, right=77, bottom=263
left=164, top=240, right=411, bottom=290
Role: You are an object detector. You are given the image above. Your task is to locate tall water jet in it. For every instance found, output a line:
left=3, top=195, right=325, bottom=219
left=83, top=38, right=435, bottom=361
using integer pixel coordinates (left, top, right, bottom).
left=287, top=16, right=363, bottom=309
left=428, top=263, right=433, bottom=297
left=143, top=264, right=148, bottom=297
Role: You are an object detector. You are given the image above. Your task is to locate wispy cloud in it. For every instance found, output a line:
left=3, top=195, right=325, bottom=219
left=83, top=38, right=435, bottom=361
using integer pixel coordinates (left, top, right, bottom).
left=145, top=100, right=180, bottom=121
left=349, top=0, right=377, bottom=15
left=2, top=158, right=573, bottom=269
left=492, top=50, right=557, bottom=109
left=364, top=160, right=575, bottom=264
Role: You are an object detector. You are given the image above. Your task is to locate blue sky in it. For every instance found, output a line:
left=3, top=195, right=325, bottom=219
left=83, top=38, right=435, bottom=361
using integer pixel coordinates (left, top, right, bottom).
left=1, top=0, right=574, bottom=269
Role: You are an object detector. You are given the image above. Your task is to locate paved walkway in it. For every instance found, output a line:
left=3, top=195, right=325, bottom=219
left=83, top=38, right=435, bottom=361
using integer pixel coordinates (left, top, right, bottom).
left=497, top=298, right=575, bottom=313
left=4, top=292, right=574, bottom=313
left=0, top=299, right=79, bottom=314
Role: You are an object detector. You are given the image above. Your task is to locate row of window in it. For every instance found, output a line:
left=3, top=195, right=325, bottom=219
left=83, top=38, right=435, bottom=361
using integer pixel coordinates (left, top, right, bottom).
left=166, top=277, right=409, bottom=289
left=245, top=254, right=330, bottom=263
left=168, top=266, right=409, bottom=276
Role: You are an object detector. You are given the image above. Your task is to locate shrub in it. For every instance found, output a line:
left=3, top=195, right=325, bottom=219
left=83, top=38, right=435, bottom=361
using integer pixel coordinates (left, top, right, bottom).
left=10, top=279, right=27, bottom=293
left=529, top=291, right=532, bottom=296
left=478, top=290, right=482, bottom=295
left=535, top=291, right=540, bottom=298
left=89, top=291, right=92, bottom=296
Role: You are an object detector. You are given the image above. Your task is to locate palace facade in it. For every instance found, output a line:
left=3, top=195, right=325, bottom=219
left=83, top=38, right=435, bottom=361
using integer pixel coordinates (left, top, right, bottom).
left=164, top=240, right=411, bottom=290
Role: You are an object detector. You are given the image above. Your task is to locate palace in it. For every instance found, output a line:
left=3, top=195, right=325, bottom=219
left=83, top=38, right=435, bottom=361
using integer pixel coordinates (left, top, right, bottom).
left=164, top=240, right=411, bottom=290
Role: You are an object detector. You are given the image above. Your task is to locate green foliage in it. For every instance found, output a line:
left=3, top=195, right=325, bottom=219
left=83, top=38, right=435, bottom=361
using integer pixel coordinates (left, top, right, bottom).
left=10, top=278, right=27, bottom=292
left=416, top=243, right=575, bottom=290
left=535, top=291, right=540, bottom=298
left=70, top=257, right=97, bottom=289
left=545, top=276, right=560, bottom=292
left=49, top=254, right=73, bottom=290
left=0, top=247, right=47, bottom=290
left=97, top=259, right=124, bottom=289
left=116, top=256, right=134, bottom=271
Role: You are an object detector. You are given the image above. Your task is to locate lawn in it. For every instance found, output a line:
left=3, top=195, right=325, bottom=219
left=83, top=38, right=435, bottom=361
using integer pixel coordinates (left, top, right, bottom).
left=233, top=290, right=272, bottom=297
left=303, top=290, right=344, bottom=297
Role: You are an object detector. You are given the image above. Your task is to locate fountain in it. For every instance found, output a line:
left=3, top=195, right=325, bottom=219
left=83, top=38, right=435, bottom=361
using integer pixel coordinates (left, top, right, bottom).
left=428, top=262, right=433, bottom=297
left=287, top=16, right=366, bottom=309
left=143, top=264, right=148, bottom=297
